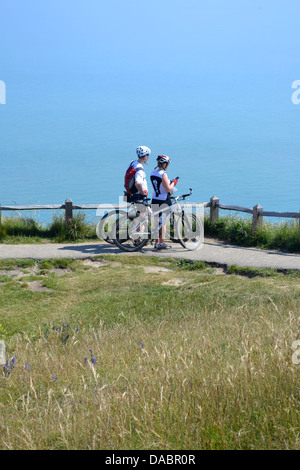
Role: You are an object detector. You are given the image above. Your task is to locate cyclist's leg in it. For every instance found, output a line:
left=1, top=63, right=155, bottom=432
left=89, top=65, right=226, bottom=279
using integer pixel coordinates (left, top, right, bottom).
left=131, top=195, right=148, bottom=240
left=151, top=199, right=171, bottom=248
left=150, top=200, right=160, bottom=244
left=159, top=200, right=172, bottom=245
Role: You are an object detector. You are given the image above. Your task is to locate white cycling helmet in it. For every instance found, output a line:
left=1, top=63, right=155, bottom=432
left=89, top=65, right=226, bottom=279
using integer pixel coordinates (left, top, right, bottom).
left=136, top=146, right=151, bottom=158
left=157, top=155, right=171, bottom=165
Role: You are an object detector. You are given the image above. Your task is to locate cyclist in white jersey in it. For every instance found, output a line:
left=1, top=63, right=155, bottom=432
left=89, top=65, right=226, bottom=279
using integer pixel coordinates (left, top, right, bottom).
left=127, top=146, right=151, bottom=245
left=150, top=155, right=179, bottom=249
left=130, top=146, right=151, bottom=202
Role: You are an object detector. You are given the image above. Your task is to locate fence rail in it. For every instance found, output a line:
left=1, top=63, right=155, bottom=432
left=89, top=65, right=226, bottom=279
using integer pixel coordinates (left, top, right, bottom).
left=0, top=196, right=300, bottom=240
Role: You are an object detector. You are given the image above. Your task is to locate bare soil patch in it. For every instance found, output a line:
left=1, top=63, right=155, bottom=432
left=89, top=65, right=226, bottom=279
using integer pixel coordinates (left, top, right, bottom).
left=161, top=278, right=186, bottom=286
left=82, top=259, right=122, bottom=269
left=144, top=266, right=173, bottom=274
left=26, top=281, right=54, bottom=292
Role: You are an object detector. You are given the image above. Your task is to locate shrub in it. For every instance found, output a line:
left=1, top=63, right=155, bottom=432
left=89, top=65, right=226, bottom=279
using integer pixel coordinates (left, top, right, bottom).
left=1, top=216, right=42, bottom=237
left=48, top=213, right=89, bottom=241
left=205, top=214, right=300, bottom=252
left=0, top=225, right=7, bottom=239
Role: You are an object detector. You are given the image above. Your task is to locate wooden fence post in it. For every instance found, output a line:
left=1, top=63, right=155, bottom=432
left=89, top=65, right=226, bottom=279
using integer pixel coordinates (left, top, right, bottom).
left=65, top=198, right=73, bottom=225
left=210, top=196, right=219, bottom=223
left=252, top=204, right=263, bottom=234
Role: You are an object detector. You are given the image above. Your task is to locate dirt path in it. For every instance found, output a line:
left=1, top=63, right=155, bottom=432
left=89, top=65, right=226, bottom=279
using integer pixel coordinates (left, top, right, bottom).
left=1, top=238, right=300, bottom=270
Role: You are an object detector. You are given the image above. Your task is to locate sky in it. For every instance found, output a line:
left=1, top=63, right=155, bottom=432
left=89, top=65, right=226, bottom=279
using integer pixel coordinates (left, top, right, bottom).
left=1, top=0, right=299, bottom=125
left=0, top=0, right=300, bottom=212
left=1, top=0, right=299, bottom=81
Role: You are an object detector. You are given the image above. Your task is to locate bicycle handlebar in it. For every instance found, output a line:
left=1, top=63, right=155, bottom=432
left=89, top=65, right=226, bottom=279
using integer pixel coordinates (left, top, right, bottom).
left=171, top=188, right=193, bottom=201
left=181, top=188, right=193, bottom=199
left=130, top=189, right=192, bottom=206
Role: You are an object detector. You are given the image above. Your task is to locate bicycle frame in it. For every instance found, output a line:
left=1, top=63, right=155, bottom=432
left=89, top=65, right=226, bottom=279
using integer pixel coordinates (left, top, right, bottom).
left=128, top=204, right=177, bottom=239
left=125, top=189, right=194, bottom=240
left=113, top=188, right=204, bottom=251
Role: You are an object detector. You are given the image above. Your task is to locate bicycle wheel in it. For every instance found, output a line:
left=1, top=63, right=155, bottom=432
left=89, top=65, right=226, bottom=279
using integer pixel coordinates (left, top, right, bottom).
left=114, top=214, right=149, bottom=252
left=96, top=210, right=127, bottom=244
left=176, top=212, right=204, bottom=251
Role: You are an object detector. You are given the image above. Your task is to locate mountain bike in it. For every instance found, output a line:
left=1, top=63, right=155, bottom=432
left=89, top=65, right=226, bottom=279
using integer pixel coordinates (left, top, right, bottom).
left=97, top=205, right=178, bottom=245
left=113, top=189, right=203, bottom=252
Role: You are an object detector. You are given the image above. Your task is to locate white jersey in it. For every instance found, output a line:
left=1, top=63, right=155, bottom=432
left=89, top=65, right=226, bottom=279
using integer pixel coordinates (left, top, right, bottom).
left=150, top=169, right=169, bottom=201
left=131, top=160, right=148, bottom=195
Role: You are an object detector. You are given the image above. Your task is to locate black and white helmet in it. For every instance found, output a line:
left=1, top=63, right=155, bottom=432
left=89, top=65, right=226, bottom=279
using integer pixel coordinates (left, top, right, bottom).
left=157, top=155, right=171, bottom=165
left=136, top=146, right=151, bottom=158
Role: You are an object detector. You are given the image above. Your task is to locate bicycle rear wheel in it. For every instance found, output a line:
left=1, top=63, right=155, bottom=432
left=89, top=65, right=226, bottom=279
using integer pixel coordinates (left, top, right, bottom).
left=96, top=210, right=127, bottom=244
left=114, top=215, right=149, bottom=252
left=176, top=212, right=204, bottom=251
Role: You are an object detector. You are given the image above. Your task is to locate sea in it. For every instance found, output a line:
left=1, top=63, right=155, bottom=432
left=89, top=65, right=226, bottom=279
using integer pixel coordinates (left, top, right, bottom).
left=1, top=69, right=300, bottom=226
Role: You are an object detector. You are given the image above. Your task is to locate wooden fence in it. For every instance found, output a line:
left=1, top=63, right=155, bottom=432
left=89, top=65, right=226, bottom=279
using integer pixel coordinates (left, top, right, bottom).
left=209, top=196, right=300, bottom=240
left=0, top=199, right=130, bottom=226
left=0, top=196, right=300, bottom=240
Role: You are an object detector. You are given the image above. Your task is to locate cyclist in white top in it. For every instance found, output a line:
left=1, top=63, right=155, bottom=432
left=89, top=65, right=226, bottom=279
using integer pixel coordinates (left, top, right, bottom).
left=131, top=146, right=151, bottom=202
left=150, top=155, right=179, bottom=249
left=126, top=146, right=151, bottom=246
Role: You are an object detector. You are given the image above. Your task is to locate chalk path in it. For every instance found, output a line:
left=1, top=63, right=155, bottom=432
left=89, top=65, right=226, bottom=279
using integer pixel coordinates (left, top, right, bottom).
left=1, top=239, right=300, bottom=270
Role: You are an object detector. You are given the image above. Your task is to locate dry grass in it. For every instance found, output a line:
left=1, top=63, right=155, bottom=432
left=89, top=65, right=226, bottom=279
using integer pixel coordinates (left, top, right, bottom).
left=0, top=255, right=300, bottom=449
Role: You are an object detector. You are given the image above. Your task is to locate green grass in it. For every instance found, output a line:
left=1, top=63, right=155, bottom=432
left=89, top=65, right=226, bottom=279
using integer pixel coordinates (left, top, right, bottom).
left=2, top=212, right=300, bottom=254
left=0, top=213, right=98, bottom=243
left=226, top=265, right=278, bottom=277
left=1, top=255, right=300, bottom=449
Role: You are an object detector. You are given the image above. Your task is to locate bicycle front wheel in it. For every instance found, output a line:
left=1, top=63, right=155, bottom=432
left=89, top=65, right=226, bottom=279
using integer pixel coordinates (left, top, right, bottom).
left=114, top=215, right=149, bottom=252
left=176, top=212, right=204, bottom=251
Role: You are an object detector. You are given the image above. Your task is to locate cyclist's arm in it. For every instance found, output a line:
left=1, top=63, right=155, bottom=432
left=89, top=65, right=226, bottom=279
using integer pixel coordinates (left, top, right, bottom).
left=135, top=169, right=148, bottom=196
left=162, top=173, right=175, bottom=193
left=135, top=181, right=148, bottom=195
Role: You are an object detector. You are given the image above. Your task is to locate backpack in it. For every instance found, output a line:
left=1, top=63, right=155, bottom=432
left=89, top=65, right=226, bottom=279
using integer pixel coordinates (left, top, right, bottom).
left=124, top=161, right=144, bottom=195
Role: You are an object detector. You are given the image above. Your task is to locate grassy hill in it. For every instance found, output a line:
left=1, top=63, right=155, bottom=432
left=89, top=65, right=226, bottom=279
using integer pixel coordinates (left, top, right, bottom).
left=0, top=255, right=300, bottom=449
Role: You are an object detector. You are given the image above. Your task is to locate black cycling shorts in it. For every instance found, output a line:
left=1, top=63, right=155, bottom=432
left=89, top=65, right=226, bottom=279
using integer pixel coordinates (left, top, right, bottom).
left=151, top=197, right=172, bottom=207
